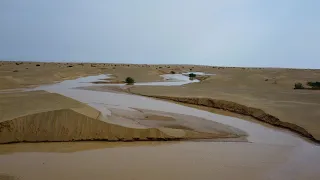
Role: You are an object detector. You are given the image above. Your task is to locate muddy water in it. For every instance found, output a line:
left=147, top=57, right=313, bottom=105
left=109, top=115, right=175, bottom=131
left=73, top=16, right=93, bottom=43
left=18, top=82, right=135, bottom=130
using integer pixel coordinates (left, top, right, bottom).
left=0, top=74, right=319, bottom=180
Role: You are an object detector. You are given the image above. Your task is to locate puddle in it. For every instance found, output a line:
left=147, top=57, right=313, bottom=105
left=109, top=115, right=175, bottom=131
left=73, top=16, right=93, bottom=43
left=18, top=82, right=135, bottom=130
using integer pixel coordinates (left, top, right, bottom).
left=1, top=73, right=320, bottom=180
left=182, top=72, right=215, bottom=76
left=135, top=74, right=199, bottom=86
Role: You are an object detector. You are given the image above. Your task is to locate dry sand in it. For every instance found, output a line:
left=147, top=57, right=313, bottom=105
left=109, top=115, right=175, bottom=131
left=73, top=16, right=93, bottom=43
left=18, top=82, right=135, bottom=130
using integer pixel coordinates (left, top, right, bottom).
left=0, top=61, right=169, bottom=90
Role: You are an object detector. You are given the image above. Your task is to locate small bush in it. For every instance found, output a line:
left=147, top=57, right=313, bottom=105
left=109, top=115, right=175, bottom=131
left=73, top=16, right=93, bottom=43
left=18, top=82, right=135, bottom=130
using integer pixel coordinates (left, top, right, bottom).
left=125, top=77, right=135, bottom=84
left=189, top=73, right=196, bottom=78
left=68, top=65, right=73, bottom=67
left=294, top=82, right=304, bottom=89
left=36, top=64, right=40, bottom=66
left=306, top=81, right=320, bottom=89
left=170, top=71, right=175, bottom=74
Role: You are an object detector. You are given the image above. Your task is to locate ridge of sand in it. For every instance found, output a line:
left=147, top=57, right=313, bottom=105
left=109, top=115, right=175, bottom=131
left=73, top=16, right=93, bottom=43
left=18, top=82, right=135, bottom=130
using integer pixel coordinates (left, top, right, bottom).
left=0, top=108, right=172, bottom=143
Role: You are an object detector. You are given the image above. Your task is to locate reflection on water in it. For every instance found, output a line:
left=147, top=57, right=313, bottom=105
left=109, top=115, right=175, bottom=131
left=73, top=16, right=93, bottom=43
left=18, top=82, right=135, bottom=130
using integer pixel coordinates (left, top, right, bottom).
left=135, top=74, right=199, bottom=86
left=182, top=71, right=215, bottom=76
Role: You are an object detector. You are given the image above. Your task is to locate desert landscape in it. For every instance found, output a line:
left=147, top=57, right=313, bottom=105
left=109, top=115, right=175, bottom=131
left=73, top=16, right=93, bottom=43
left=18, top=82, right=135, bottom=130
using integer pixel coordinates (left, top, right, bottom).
left=0, top=61, right=320, bottom=179
left=1, top=0, right=319, bottom=179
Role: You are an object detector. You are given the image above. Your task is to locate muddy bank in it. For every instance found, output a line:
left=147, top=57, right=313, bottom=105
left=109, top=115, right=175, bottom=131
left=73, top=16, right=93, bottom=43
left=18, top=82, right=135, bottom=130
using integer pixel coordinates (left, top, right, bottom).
left=130, top=92, right=319, bottom=143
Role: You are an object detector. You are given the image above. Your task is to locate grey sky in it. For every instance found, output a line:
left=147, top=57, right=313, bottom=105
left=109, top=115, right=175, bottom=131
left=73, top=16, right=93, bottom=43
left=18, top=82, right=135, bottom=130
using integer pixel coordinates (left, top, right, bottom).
left=0, top=0, right=319, bottom=68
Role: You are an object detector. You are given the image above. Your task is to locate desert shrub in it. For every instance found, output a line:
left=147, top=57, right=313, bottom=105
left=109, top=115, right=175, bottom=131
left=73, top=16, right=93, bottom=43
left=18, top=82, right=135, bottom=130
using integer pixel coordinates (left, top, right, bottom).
left=189, top=73, right=196, bottom=78
left=170, top=71, right=176, bottom=74
left=36, top=64, right=40, bottom=66
left=13, top=70, right=18, bottom=72
left=68, top=65, right=73, bottom=67
left=294, top=82, right=304, bottom=89
left=306, top=81, right=320, bottom=89
left=125, top=77, right=135, bottom=84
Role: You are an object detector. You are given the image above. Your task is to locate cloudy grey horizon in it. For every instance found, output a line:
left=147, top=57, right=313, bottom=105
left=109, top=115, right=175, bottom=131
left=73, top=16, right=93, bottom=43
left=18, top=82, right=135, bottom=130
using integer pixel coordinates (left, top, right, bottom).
left=0, top=0, right=319, bottom=68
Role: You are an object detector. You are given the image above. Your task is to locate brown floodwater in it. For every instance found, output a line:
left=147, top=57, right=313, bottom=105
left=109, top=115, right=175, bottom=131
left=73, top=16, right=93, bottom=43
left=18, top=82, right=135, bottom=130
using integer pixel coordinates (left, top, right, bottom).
left=0, top=74, right=319, bottom=180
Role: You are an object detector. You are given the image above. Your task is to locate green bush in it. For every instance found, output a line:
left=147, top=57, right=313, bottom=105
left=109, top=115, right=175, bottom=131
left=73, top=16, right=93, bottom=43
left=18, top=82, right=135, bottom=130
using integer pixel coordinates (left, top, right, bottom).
left=294, top=82, right=304, bottom=89
left=189, top=73, right=196, bottom=78
left=170, top=71, right=176, bottom=74
left=306, top=81, right=320, bottom=89
left=125, top=77, right=135, bottom=84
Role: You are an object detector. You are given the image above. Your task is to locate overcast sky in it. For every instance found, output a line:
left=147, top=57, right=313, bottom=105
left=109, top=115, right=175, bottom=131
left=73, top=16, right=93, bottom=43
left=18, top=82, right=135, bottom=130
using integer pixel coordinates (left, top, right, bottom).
left=0, top=0, right=319, bottom=68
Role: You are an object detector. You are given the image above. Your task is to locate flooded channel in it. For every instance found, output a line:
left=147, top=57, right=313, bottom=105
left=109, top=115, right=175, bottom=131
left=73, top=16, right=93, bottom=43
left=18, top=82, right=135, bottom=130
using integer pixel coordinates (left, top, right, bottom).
left=0, top=74, right=319, bottom=180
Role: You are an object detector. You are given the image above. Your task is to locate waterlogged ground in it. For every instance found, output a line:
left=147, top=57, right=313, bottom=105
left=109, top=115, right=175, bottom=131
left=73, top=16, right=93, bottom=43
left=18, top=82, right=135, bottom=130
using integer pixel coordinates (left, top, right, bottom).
left=0, top=74, right=319, bottom=180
